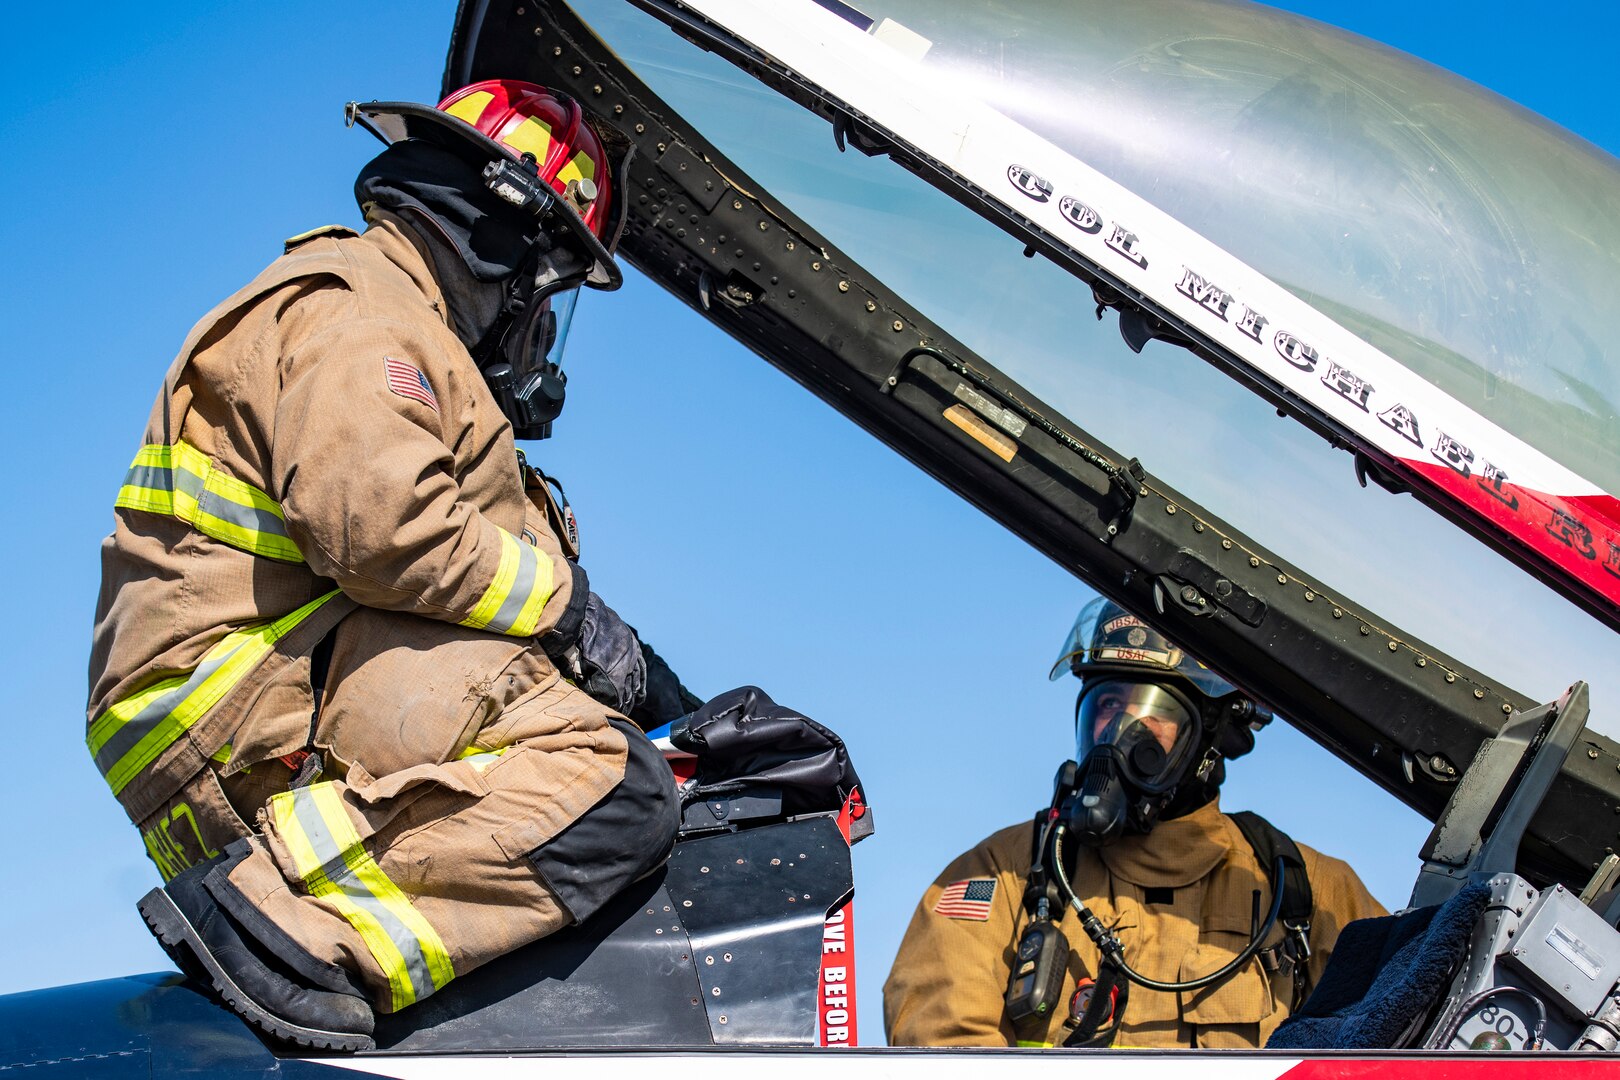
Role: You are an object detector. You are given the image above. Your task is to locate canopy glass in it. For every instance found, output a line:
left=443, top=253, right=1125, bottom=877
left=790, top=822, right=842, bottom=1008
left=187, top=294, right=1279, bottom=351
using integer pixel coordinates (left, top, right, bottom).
left=848, top=0, right=1620, bottom=499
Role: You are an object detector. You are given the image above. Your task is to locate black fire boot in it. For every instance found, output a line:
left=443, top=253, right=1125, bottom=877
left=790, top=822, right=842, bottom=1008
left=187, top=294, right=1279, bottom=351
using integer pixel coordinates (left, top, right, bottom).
left=138, top=850, right=375, bottom=1052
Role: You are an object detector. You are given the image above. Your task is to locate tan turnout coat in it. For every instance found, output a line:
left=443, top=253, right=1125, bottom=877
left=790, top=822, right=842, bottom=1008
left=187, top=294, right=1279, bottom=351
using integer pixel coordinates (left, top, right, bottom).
left=87, top=217, right=631, bottom=1007
left=883, top=799, right=1387, bottom=1049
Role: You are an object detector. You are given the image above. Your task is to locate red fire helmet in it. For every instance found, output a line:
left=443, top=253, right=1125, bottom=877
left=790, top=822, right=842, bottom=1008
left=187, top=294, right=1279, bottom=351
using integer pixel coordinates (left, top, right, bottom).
left=436, top=79, right=614, bottom=243
left=347, top=79, right=625, bottom=291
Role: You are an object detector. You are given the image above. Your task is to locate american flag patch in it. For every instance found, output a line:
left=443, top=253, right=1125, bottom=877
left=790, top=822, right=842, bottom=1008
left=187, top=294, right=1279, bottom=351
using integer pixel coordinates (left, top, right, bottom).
left=934, top=878, right=997, bottom=921
left=384, top=357, right=438, bottom=412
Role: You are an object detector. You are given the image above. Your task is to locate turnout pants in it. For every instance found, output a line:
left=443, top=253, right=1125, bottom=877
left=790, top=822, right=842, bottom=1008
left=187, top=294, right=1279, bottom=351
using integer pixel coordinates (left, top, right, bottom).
left=201, top=608, right=677, bottom=1013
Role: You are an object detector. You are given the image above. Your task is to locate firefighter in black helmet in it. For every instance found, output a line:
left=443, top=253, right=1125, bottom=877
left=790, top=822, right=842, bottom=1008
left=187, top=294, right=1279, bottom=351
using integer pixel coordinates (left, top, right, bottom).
left=1056, top=599, right=1261, bottom=848
left=883, top=599, right=1387, bottom=1049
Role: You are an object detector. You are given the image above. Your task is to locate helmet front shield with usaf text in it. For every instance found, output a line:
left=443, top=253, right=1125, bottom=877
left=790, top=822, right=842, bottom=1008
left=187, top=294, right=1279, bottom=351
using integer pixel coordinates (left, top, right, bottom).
left=1050, top=596, right=1235, bottom=698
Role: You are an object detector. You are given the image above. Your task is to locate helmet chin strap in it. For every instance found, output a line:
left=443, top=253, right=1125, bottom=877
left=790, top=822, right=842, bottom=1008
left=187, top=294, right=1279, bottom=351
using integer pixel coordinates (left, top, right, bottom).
left=469, top=263, right=532, bottom=366
left=1157, top=756, right=1221, bottom=823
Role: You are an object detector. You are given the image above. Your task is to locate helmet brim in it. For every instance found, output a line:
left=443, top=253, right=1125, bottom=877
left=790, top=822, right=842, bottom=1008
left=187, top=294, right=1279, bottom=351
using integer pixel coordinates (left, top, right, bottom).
left=347, top=99, right=623, bottom=292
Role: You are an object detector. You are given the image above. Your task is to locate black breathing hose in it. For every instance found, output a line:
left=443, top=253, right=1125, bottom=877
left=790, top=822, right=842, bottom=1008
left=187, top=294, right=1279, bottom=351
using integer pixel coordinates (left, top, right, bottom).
left=1050, top=823, right=1286, bottom=994
left=1430, top=985, right=1547, bottom=1051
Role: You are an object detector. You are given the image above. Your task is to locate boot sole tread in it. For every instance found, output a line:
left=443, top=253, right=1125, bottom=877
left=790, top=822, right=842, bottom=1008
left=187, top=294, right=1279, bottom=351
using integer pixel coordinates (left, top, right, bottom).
left=138, top=888, right=375, bottom=1053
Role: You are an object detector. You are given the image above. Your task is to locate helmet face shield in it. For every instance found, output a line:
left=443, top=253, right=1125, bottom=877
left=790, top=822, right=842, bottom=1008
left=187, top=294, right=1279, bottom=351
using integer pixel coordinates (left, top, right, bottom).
left=509, top=285, right=579, bottom=380
left=479, top=282, right=581, bottom=442
left=1076, top=679, right=1197, bottom=792
left=1055, top=599, right=1257, bottom=841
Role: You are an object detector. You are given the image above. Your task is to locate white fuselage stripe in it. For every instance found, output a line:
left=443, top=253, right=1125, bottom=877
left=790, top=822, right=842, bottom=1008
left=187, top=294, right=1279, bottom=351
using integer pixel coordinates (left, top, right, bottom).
left=311, top=1050, right=1305, bottom=1079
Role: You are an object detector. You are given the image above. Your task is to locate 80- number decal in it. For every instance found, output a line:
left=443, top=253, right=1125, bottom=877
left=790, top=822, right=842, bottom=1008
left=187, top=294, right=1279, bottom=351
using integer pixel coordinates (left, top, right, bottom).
left=1457, top=1002, right=1530, bottom=1050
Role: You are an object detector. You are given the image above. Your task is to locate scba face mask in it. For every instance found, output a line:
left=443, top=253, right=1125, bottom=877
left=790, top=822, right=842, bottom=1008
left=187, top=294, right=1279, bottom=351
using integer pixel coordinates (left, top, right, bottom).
left=1077, top=680, right=1197, bottom=791
left=1064, top=679, right=1202, bottom=848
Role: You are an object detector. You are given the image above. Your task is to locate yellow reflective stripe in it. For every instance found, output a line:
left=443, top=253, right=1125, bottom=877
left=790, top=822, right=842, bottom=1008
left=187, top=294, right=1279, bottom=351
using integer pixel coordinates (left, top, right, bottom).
left=458, top=529, right=554, bottom=637
left=271, top=789, right=416, bottom=1011
left=271, top=783, right=455, bottom=1011
left=555, top=149, right=595, bottom=187
left=309, top=784, right=455, bottom=1007
left=1015, top=1040, right=1053, bottom=1048
left=115, top=441, right=303, bottom=563
left=459, top=530, right=521, bottom=631
left=456, top=745, right=510, bottom=772
left=502, top=115, right=553, bottom=163
left=442, top=90, right=494, bottom=128
left=88, top=591, right=342, bottom=794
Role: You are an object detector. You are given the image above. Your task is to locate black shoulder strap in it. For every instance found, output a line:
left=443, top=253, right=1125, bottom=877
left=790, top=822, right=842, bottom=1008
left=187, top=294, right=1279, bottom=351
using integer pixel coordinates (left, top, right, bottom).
left=1028, top=811, right=1047, bottom=866
left=1023, top=811, right=1080, bottom=916
left=1024, top=812, right=1051, bottom=916
left=1228, top=810, right=1313, bottom=933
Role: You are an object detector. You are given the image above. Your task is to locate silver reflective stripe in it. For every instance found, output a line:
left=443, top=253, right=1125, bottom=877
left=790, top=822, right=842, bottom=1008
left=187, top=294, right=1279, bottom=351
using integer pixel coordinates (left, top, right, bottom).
left=287, top=789, right=437, bottom=1005
left=91, top=640, right=245, bottom=779
left=194, top=487, right=295, bottom=543
left=123, top=463, right=177, bottom=495
left=121, top=457, right=207, bottom=502
left=118, top=445, right=301, bottom=559
left=485, top=540, right=540, bottom=635
left=174, top=463, right=205, bottom=502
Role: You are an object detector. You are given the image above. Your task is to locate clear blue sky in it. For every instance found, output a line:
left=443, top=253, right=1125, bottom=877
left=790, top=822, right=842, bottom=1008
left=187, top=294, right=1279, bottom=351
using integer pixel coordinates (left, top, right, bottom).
left=2, top=0, right=1616, bottom=1046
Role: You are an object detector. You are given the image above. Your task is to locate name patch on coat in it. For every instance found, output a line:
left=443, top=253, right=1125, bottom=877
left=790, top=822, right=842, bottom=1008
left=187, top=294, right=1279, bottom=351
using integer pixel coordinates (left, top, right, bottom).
left=384, top=357, right=439, bottom=412
left=934, top=878, right=996, bottom=920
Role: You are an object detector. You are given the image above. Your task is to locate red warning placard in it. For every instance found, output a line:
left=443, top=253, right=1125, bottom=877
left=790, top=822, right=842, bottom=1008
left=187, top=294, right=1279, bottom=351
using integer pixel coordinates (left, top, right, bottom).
left=819, top=901, right=856, bottom=1046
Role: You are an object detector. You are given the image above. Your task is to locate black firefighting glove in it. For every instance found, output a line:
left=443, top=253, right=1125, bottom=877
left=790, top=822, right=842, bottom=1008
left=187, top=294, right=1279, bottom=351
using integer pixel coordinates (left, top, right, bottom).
left=542, top=562, right=647, bottom=715
left=629, top=640, right=704, bottom=731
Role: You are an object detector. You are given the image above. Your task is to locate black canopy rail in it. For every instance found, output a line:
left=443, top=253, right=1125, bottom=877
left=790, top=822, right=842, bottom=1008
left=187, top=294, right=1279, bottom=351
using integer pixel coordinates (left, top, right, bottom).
left=446, top=0, right=1620, bottom=888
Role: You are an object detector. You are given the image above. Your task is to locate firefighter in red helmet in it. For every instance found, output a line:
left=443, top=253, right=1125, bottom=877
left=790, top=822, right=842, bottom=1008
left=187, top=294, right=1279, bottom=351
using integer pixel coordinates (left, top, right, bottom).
left=88, top=81, right=694, bottom=1049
